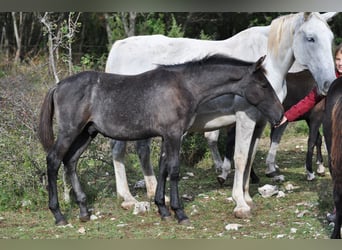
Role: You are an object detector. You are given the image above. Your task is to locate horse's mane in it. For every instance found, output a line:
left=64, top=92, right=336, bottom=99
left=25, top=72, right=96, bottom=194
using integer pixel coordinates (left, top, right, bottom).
left=268, top=13, right=298, bottom=55
left=268, top=12, right=330, bottom=56
left=157, top=54, right=257, bottom=70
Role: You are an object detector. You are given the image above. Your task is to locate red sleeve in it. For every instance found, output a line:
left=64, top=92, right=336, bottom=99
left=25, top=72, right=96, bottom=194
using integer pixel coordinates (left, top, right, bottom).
left=284, top=87, right=323, bottom=122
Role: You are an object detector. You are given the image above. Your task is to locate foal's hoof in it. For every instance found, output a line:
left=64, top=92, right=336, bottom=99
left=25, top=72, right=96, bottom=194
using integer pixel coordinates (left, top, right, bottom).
left=161, top=216, right=173, bottom=222
left=217, top=176, right=226, bottom=186
left=79, top=214, right=91, bottom=222
left=55, top=219, right=69, bottom=226
left=265, top=171, right=279, bottom=178
left=179, top=218, right=191, bottom=225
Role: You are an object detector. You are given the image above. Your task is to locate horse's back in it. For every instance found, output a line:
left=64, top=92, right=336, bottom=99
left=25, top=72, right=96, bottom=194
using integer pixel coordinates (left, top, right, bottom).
left=105, top=25, right=271, bottom=75
left=106, top=35, right=224, bottom=74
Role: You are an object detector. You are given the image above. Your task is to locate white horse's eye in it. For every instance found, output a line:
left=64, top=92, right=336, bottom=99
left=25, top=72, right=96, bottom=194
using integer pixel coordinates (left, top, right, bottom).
left=307, top=36, right=315, bottom=42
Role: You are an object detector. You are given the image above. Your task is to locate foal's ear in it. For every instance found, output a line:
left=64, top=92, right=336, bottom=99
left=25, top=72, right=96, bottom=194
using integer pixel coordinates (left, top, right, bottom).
left=252, top=55, right=266, bottom=73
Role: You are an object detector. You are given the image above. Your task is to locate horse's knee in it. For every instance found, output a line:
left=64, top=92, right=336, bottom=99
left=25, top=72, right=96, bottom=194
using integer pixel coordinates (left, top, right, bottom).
left=112, top=140, right=126, bottom=159
left=46, top=153, right=61, bottom=176
left=136, top=140, right=151, bottom=157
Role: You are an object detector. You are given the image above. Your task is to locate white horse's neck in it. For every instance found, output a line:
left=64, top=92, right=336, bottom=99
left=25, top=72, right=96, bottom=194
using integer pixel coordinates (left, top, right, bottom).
left=263, top=13, right=300, bottom=102
left=263, top=52, right=295, bottom=103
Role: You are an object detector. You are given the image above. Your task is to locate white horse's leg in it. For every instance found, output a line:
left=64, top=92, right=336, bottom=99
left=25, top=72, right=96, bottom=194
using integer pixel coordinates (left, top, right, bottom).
left=112, top=140, right=138, bottom=209
left=136, top=139, right=158, bottom=199
left=204, top=130, right=223, bottom=171
left=265, top=123, right=287, bottom=176
left=217, top=126, right=235, bottom=184
left=217, top=157, right=232, bottom=185
left=243, top=121, right=267, bottom=208
left=232, top=112, right=255, bottom=218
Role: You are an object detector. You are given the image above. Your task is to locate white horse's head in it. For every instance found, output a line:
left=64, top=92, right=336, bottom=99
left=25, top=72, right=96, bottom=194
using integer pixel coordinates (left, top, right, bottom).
left=267, top=12, right=336, bottom=96
left=292, top=12, right=336, bottom=95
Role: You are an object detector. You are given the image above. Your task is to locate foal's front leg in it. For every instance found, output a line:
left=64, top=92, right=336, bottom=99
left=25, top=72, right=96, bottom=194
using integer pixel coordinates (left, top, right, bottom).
left=155, top=137, right=189, bottom=224
left=167, top=138, right=189, bottom=224
left=155, top=141, right=172, bottom=220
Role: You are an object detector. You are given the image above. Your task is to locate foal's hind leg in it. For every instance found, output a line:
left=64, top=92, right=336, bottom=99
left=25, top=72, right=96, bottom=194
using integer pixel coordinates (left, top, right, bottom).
left=63, top=127, right=97, bottom=222
left=47, top=132, right=80, bottom=225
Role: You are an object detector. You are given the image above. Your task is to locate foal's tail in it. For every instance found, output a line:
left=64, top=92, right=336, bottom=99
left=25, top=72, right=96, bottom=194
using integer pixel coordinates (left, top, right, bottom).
left=38, top=86, right=56, bottom=152
left=331, top=97, right=342, bottom=187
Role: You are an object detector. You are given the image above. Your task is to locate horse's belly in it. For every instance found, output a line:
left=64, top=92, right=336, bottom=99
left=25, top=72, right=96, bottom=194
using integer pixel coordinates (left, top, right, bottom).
left=189, top=114, right=236, bottom=132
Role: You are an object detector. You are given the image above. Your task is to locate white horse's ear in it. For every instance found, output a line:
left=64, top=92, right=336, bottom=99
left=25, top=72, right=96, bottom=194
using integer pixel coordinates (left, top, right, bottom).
left=321, top=12, right=338, bottom=22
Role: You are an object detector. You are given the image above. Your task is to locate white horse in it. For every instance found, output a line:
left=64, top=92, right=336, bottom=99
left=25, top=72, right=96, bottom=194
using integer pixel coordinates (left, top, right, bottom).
left=106, top=12, right=336, bottom=218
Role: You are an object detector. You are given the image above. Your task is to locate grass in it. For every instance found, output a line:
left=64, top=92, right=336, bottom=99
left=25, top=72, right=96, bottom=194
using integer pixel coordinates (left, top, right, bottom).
left=0, top=132, right=336, bottom=239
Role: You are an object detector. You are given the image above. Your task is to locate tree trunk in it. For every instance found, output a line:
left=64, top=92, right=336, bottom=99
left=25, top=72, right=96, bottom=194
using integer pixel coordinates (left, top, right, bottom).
left=40, top=12, right=59, bottom=83
left=104, top=13, right=114, bottom=47
left=0, top=26, right=9, bottom=62
left=11, top=12, right=22, bottom=63
left=121, top=12, right=136, bottom=37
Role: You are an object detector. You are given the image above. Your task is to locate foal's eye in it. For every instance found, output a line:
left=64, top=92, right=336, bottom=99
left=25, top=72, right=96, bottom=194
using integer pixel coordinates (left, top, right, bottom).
left=307, top=36, right=315, bottom=42
left=260, top=82, right=267, bottom=88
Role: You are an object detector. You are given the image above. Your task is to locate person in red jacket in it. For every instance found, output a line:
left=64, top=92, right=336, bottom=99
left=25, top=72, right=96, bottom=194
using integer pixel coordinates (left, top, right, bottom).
left=277, top=43, right=342, bottom=125
left=276, top=43, right=342, bottom=224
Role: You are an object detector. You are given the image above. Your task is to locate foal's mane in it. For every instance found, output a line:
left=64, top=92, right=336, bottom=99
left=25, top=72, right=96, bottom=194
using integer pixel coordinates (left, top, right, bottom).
left=157, top=54, right=259, bottom=71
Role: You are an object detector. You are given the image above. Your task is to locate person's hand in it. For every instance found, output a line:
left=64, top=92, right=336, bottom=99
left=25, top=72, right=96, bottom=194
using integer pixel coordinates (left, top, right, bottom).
left=275, top=115, right=288, bottom=127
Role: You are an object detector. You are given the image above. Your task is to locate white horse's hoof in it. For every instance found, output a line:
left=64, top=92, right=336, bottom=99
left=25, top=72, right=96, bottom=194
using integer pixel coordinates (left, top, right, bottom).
left=121, top=200, right=138, bottom=210
left=233, top=206, right=251, bottom=219
left=132, top=201, right=151, bottom=215
left=316, top=164, right=325, bottom=176
left=258, top=184, right=279, bottom=198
